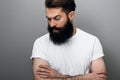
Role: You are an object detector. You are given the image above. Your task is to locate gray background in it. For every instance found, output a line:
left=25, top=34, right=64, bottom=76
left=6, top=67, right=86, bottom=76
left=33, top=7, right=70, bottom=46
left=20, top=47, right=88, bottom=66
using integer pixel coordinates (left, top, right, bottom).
left=0, top=0, right=120, bottom=80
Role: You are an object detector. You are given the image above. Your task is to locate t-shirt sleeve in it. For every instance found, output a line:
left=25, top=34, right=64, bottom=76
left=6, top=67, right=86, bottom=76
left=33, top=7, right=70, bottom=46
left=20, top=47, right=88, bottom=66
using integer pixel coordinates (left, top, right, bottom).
left=30, top=39, right=47, bottom=60
left=92, top=37, right=104, bottom=61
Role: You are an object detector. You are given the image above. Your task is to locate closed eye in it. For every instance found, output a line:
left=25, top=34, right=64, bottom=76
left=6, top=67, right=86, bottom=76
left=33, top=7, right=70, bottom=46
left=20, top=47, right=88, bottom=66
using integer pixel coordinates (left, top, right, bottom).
left=46, top=15, right=61, bottom=21
left=54, top=16, right=61, bottom=21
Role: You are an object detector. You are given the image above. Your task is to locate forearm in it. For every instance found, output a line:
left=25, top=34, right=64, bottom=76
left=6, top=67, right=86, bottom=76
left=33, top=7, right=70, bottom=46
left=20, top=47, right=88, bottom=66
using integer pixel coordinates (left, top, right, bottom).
left=35, top=75, right=84, bottom=80
left=46, top=72, right=107, bottom=80
left=53, top=74, right=89, bottom=80
left=39, top=74, right=89, bottom=80
left=34, top=57, right=107, bottom=80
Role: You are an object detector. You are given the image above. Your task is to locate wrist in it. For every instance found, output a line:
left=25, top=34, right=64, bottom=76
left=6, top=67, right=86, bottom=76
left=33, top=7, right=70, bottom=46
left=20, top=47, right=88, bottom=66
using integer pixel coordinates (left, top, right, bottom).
left=56, top=73, right=64, bottom=78
left=59, top=74, right=70, bottom=79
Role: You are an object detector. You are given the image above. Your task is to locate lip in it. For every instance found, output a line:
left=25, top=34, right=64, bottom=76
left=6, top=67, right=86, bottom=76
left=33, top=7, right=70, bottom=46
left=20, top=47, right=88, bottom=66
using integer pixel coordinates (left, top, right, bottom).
left=53, top=30, right=59, bottom=33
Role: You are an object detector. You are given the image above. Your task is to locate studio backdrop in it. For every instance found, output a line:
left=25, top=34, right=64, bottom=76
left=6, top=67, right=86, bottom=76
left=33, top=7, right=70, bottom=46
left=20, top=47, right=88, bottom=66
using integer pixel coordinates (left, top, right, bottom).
left=0, top=0, right=120, bottom=80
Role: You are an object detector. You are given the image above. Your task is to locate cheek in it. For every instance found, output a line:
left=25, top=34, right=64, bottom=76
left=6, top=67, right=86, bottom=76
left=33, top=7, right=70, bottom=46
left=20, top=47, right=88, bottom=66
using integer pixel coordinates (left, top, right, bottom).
left=57, top=18, right=67, bottom=28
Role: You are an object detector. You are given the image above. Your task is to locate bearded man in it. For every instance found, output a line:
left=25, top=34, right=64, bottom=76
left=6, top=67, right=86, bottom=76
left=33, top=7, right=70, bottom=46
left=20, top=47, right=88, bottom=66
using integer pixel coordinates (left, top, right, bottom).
left=31, top=0, right=107, bottom=80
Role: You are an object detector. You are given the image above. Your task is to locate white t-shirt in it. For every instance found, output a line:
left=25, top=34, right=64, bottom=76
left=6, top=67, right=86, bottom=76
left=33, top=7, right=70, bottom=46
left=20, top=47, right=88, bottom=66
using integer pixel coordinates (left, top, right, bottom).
left=31, top=28, right=104, bottom=76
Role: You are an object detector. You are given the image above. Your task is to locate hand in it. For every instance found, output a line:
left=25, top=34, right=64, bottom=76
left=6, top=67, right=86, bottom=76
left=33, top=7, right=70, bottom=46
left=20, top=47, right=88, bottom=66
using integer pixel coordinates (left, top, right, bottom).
left=36, top=65, right=62, bottom=78
left=84, top=72, right=107, bottom=80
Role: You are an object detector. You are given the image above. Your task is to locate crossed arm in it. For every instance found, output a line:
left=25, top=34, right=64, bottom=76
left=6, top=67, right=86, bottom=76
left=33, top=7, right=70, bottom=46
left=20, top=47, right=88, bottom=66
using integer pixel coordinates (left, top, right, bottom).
left=32, top=57, right=107, bottom=80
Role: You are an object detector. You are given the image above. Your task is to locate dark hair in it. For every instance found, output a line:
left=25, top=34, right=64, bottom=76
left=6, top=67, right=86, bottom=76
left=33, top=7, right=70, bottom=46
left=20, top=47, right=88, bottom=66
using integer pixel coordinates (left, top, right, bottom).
left=45, top=0, right=76, bottom=14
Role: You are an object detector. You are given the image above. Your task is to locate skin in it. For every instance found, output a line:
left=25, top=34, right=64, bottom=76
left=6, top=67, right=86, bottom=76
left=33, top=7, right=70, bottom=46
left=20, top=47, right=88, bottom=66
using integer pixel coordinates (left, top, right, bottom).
left=46, top=8, right=75, bottom=33
left=32, top=7, right=107, bottom=80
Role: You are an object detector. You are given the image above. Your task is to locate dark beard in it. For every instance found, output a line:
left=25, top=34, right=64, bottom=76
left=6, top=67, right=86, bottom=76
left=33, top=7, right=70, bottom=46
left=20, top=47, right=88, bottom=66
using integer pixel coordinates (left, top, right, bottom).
left=48, top=18, right=74, bottom=45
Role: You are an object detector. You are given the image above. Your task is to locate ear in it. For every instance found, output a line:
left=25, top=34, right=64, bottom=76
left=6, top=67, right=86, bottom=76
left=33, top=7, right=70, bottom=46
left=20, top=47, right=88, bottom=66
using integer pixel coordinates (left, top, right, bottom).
left=68, top=11, right=75, bottom=21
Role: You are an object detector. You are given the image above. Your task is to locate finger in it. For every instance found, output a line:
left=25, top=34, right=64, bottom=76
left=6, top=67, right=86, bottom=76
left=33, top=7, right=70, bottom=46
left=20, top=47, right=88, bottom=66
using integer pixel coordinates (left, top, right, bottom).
left=39, top=65, right=51, bottom=70
left=98, top=74, right=107, bottom=79
left=36, top=68, right=50, bottom=73
left=38, top=71, right=53, bottom=78
left=97, top=72, right=107, bottom=75
left=37, top=71, right=49, bottom=75
left=97, top=77, right=107, bottom=80
left=39, top=75, right=49, bottom=78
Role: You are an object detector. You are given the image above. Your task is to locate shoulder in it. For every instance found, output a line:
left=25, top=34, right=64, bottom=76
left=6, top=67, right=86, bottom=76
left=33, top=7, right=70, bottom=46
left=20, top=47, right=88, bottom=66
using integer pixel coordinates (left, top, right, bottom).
left=76, top=28, right=98, bottom=41
left=35, top=33, right=49, bottom=42
left=34, top=33, right=50, bottom=45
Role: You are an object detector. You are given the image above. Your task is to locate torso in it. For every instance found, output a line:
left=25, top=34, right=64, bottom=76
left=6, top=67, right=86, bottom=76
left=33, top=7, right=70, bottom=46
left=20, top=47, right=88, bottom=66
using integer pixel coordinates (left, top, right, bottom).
left=39, top=28, right=96, bottom=76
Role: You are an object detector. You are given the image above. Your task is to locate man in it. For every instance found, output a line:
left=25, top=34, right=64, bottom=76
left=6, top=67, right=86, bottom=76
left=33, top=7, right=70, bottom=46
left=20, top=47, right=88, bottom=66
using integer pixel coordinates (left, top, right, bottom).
left=31, top=0, right=107, bottom=80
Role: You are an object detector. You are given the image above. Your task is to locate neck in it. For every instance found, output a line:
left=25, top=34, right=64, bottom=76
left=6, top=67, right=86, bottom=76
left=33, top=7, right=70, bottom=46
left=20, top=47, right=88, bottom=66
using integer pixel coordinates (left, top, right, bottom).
left=72, top=26, right=76, bottom=36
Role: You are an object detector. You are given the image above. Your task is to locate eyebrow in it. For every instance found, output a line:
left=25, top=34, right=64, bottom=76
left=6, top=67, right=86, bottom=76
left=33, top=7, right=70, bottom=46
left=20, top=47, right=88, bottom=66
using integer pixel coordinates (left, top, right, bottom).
left=46, top=15, right=61, bottom=20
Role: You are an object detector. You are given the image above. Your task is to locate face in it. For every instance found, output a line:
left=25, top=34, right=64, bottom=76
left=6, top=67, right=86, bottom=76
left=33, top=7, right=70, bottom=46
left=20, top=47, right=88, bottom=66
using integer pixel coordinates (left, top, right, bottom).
left=46, top=8, right=68, bottom=32
left=46, top=8, right=74, bottom=45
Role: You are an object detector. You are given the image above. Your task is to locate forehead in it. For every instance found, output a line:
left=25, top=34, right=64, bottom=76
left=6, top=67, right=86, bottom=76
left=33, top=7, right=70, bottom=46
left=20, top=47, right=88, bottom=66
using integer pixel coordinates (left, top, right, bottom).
left=46, top=8, right=66, bottom=18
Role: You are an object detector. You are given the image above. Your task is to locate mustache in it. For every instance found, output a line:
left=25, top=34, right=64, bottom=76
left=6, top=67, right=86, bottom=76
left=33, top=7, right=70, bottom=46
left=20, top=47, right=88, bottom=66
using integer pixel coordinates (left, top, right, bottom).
left=50, top=26, right=62, bottom=30
left=48, top=25, right=65, bottom=32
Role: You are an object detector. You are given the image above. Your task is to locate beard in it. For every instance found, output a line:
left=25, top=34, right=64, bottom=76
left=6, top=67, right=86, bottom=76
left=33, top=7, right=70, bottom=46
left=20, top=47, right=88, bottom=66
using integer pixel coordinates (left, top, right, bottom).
left=48, top=18, right=74, bottom=45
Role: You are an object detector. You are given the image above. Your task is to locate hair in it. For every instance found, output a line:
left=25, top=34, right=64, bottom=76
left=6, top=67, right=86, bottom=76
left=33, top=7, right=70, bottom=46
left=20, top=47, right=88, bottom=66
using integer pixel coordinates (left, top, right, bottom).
left=45, top=0, right=76, bottom=14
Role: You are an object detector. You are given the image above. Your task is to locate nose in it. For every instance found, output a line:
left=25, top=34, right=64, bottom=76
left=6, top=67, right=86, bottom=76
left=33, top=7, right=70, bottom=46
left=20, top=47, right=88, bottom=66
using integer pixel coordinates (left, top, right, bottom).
left=49, top=19, right=57, bottom=27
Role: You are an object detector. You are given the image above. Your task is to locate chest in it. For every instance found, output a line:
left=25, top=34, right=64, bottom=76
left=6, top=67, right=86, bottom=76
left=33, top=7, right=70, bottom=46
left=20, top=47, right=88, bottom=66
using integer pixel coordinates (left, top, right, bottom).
left=46, top=44, right=93, bottom=75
